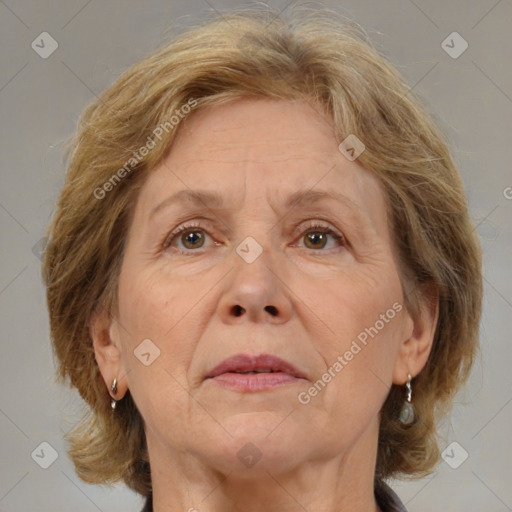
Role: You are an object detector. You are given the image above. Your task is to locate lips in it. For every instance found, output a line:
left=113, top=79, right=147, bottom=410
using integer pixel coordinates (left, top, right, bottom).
left=205, top=353, right=307, bottom=380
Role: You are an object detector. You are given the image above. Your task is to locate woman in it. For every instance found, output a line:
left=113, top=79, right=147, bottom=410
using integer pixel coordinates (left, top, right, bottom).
left=42, top=7, right=482, bottom=512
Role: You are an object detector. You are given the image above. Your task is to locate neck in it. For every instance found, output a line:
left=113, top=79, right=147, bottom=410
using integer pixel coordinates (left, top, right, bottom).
left=147, top=419, right=382, bottom=512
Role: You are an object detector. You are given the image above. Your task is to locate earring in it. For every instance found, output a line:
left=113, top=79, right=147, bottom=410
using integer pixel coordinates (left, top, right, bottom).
left=110, top=378, right=117, bottom=410
left=399, top=373, right=415, bottom=424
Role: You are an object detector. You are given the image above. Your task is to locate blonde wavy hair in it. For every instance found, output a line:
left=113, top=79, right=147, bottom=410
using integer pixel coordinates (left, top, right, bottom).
left=42, top=6, right=482, bottom=498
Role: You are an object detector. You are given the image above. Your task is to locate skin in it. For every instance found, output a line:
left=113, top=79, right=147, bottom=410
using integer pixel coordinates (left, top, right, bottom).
left=92, top=98, right=438, bottom=512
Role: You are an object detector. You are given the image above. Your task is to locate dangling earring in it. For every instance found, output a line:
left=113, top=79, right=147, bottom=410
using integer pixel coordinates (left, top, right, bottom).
left=110, top=378, right=118, bottom=410
left=399, top=373, right=415, bottom=424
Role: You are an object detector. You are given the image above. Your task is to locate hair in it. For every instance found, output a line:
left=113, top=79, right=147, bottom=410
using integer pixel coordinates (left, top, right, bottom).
left=42, top=6, right=482, bottom=497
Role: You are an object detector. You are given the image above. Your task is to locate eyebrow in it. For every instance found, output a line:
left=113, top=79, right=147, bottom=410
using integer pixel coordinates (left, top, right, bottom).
left=150, top=189, right=225, bottom=219
left=149, top=188, right=363, bottom=220
left=279, top=189, right=360, bottom=214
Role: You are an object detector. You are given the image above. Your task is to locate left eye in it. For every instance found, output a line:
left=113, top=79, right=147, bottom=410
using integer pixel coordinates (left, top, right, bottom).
left=297, top=224, right=345, bottom=250
left=163, top=223, right=214, bottom=252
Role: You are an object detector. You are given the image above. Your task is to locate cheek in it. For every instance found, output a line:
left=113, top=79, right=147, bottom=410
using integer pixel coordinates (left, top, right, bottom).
left=299, top=260, right=404, bottom=349
left=117, top=265, right=214, bottom=382
left=118, top=263, right=191, bottom=338
left=295, top=261, right=404, bottom=410
left=115, top=271, right=202, bottom=438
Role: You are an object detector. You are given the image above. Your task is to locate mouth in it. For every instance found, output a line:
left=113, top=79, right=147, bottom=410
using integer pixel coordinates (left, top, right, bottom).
left=204, top=353, right=307, bottom=392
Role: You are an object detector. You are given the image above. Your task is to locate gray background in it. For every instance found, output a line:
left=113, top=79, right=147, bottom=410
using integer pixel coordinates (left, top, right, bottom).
left=1, top=0, right=511, bottom=510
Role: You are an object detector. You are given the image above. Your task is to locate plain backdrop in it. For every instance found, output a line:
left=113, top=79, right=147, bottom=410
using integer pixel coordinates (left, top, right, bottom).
left=1, top=1, right=511, bottom=511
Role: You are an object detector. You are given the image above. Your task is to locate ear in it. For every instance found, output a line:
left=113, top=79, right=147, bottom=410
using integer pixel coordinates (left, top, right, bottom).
left=90, top=307, right=129, bottom=401
left=393, top=284, right=439, bottom=384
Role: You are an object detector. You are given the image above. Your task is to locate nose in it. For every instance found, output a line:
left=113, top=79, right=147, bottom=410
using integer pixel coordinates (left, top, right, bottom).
left=217, top=246, right=293, bottom=325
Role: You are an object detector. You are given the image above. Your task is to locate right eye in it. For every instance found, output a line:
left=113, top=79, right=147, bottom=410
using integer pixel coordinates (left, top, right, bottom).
left=162, top=221, right=218, bottom=255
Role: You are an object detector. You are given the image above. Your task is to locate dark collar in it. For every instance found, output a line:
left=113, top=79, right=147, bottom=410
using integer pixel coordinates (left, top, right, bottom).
left=141, top=481, right=407, bottom=512
left=375, top=480, right=408, bottom=512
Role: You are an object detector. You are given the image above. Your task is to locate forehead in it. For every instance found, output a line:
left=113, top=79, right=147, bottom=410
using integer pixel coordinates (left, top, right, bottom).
left=135, top=98, right=387, bottom=230
left=166, top=97, right=340, bottom=166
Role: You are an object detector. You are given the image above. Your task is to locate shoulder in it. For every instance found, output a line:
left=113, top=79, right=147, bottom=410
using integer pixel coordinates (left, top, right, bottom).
left=375, top=480, right=408, bottom=512
left=140, top=493, right=152, bottom=512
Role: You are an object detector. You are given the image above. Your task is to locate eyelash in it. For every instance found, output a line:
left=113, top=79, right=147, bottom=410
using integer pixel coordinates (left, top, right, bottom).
left=161, top=220, right=346, bottom=255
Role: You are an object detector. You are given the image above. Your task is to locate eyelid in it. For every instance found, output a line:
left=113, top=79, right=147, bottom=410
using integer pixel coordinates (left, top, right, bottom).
left=293, top=219, right=344, bottom=237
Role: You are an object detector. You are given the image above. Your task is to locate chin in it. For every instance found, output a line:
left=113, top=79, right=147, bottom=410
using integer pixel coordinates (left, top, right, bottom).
left=198, top=415, right=305, bottom=469
left=204, top=438, right=304, bottom=477
left=220, top=409, right=296, bottom=438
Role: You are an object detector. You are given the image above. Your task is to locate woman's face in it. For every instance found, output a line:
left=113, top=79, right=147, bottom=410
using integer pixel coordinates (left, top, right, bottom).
left=99, top=98, right=421, bottom=477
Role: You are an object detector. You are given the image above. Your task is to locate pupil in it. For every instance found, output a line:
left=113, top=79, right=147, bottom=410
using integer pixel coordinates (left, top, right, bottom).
left=183, top=231, right=204, bottom=248
left=306, top=232, right=326, bottom=249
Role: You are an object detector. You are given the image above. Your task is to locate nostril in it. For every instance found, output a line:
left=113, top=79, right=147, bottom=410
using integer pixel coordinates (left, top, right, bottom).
left=265, top=305, right=278, bottom=316
left=232, top=304, right=245, bottom=316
